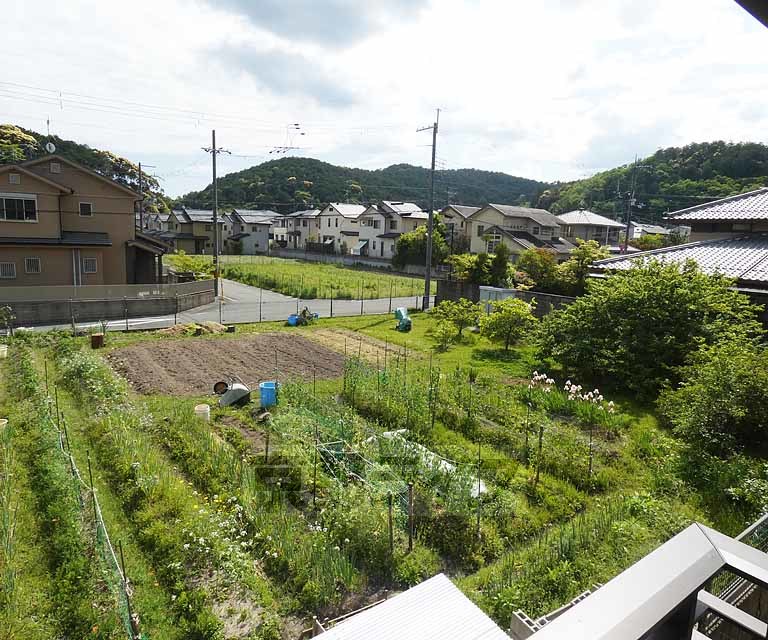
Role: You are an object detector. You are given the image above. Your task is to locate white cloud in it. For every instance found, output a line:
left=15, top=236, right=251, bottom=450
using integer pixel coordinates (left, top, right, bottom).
left=0, top=0, right=766, bottom=197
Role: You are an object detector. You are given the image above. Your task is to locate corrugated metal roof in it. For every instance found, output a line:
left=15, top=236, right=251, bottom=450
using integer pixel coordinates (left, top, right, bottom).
left=593, top=234, right=768, bottom=284
left=486, top=204, right=562, bottom=228
left=665, top=187, right=768, bottom=221
left=557, top=210, right=624, bottom=228
left=317, top=574, right=509, bottom=640
left=631, top=222, right=670, bottom=235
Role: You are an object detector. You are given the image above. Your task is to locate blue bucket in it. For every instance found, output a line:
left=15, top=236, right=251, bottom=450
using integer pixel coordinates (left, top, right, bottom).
left=287, top=314, right=299, bottom=326
left=259, top=381, right=278, bottom=408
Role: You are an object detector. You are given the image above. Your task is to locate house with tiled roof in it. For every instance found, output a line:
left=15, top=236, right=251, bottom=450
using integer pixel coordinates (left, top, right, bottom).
left=593, top=188, right=768, bottom=293
left=229, top=209, right=278, bottom=254
left=556, top=210, right=625, bottom=252
left=468, top=204, right=575, bottom=260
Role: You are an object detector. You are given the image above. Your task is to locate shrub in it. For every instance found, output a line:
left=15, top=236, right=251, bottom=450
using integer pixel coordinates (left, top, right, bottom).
left=431, top=298, right=482, bottom=337
left=658, top=340, right=768, bottom=457
left=431, top=320, right=455, bottom=351
left=479, top=297, right=537, bottom=350
left=537, top=260, right=763, bottom=396
left=394, top=546, right=441, bottom=587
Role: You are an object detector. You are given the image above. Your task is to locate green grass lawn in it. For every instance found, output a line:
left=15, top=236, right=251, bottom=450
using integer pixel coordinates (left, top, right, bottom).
left=166, top=254, right=435, bottom=299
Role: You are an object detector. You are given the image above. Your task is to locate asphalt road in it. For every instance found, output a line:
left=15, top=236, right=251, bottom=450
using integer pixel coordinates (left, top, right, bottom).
left=34, top=279, right=434, bottom=332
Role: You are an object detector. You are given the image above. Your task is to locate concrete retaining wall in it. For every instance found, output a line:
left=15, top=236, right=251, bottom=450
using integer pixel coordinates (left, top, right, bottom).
left=2, top=283, right=214, bottom=326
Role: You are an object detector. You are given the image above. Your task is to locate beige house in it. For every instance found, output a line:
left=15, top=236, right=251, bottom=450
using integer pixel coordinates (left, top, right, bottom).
left=356, top=201, right=428, bottom=259
left=0, top=155, right=165, bottom=286
left=467, top=204, right=575, bottom=260
left=317, top=203, right=366, bottom=254
left=153, top=208, right=232, bottom=254
left=440, top=205, right=478, bottom=251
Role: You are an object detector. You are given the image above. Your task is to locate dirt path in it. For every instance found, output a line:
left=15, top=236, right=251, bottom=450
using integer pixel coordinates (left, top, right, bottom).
left=107, top=333, right=346, bottom=395
left=302, top=328, right=420, bottom=364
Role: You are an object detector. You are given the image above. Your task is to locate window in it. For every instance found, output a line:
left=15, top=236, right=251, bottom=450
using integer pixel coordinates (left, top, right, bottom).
left=334, top=218, right=338, bottom=228
left=486, top=234, right=502, bottom=252
left=390, top=220, right=398, bottom=230
left=251, top=225, right=259, bottom=232
left=373, top=220, right=381, bottom=229
left=205, top=224, right=212, bottom=231
left=477, top=224, right=485, bottom=237
left=50, top=162, right=61, bottom=174
left=372, top=241, right=377, bottom=250
left=8, top=174, right=20, bottom=185
left=327, top=218, right=331, bottom=227
left=0, top=262, right=15, bottom=279
left=24, top=257, right=41, bottom=274
left=82, top=257, right=98, bottom=274
left=532, top=226, right=540, bottom=235
left=224, top=225, right=228, bottom=230
left=303, top=220, right=308, bottom=227
left=1, top=195, right=37, bottom=221
left=79, top=202, right=93, bottom=217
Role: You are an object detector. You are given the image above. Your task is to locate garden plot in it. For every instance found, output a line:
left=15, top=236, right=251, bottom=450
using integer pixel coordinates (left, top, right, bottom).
left=304, top=328, right=418, bottom=363
left=107, top=333, right=345, bottom=395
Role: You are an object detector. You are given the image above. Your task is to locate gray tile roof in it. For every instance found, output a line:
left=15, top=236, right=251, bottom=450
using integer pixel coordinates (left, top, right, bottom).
left=443, top=205, right=480, bottom=219
left=594, top=234, right=768, bottom=286
left=665, top=187, right=768, bottom=221
left=557, top=210, right=624, bottom=228
left=316, top=574, right=509, bottom=640
left=232, top=209, right=279, bottom=224
left=328, top=203, right=366, bottom=218
left=381, top=201, right=423, bottom=215
left=486, top=203, right=562, bottom=228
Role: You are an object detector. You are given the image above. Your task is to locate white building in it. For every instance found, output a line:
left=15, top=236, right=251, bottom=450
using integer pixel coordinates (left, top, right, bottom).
left=229, top=209, right=277, bottom=254
left=317, top=203, right=367, bottom=254
left=355, top=201, right=428, bottom=260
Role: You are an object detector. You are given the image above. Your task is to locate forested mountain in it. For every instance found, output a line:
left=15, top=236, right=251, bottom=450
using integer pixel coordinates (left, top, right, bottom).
left=538, top=141, right=768, bottom=223
left=178, top=157, right=548, bottom=212
left=0, top=124, right=169, bottom=211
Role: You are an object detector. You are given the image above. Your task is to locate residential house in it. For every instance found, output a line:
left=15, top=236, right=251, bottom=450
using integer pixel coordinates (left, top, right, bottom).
left=629, top=221, right=671, bottom=240
left=316, top=203, right=366, bottom=254
left=556, top=209, right=625, bottom=251
left=0, top=154, right=165, bottom=285
left=440, top=204, right=478, bottom=251
left=593, top=187, right=768, bottom=293
left=355, top=201, right=428, bottom=259
left=286, top=208, right=321, bottom=249
left=228, top=209, right=277, bottom=254
left=467, top=204, right=575, bottom=261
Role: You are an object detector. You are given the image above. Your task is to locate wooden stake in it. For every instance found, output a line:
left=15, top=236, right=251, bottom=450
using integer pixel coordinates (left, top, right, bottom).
left=407, top=482, right=414, bottom=552
left=388, top=491, right=394, bottom=556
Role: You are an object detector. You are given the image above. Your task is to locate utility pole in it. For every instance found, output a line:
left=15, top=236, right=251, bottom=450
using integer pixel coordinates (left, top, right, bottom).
left=418, top=108, right=440, bottom=310
left=202, top=130, right=230, bottom=297
left=622, top=156, right=651, bottom=252
left=137, top=162, right=143, bottom=231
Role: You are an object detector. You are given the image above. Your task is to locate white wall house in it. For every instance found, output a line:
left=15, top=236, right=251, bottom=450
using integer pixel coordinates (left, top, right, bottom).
left=355, top=201, right=428, bottom=260
left=317, top=203, right=366, bottom=254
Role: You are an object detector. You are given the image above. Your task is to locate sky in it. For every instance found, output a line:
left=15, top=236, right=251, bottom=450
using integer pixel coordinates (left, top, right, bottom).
left=2, top=0, right=767, bottom=197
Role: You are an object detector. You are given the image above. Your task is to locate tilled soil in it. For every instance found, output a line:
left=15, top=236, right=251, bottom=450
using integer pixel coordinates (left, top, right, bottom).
left=106, top=333, right=346, bottom=396
left=302, top=328, right=419, bottom=364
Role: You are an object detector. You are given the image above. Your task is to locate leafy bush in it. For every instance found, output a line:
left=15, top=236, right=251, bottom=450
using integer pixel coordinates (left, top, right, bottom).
left=431, top=320, right=456, bottom=351
left=658, top=340, right=768, bottom=456
left=394, top=546, right=441, bottom=587
left=537, top=260, right=763, bottom=396
left=479, top=298, right=537, bottom=350
left=430, top=298, right=482, bottom=337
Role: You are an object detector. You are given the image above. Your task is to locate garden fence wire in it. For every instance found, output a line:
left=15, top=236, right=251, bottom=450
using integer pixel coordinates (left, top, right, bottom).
left=46, top=394, right=141, bottom=640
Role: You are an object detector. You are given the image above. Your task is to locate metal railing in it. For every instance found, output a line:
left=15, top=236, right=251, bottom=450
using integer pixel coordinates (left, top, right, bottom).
left=0, top=279, right=214, bottom=302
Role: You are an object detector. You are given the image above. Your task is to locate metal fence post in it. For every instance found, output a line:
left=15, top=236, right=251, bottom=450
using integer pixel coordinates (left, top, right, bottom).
left=174, top=294, right=178, bottom=325
left=219, top=298, right=223, bottom=324
left=330, top=289, right=334, bottom=318
left=259, top=287, right=263, bottom=323
left=389, top=281, right=393, bottom=313
left=124, top=297, right=129, bottom=331
left=408, top=482, right=414, bottom=552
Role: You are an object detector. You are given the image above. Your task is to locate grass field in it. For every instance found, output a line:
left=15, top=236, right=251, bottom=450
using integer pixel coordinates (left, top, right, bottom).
left=2, top=310, right=751, bottom=637
left=166, top=254, right=435, bottom=299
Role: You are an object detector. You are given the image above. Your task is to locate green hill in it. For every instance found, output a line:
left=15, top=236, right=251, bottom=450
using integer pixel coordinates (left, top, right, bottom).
left=538, top=141, right=768, bottom=223
left=178, top=157, right=549, bottom=212
left=0, top=124, right=169, bottom=211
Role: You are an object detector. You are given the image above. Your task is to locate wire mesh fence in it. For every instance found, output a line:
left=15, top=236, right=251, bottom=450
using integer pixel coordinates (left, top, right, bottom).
left=47, top=393, right=141, bottom=639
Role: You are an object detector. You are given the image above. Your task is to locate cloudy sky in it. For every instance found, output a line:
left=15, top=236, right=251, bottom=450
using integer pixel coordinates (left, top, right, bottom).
left=2, top=0, right=767, bottom=196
